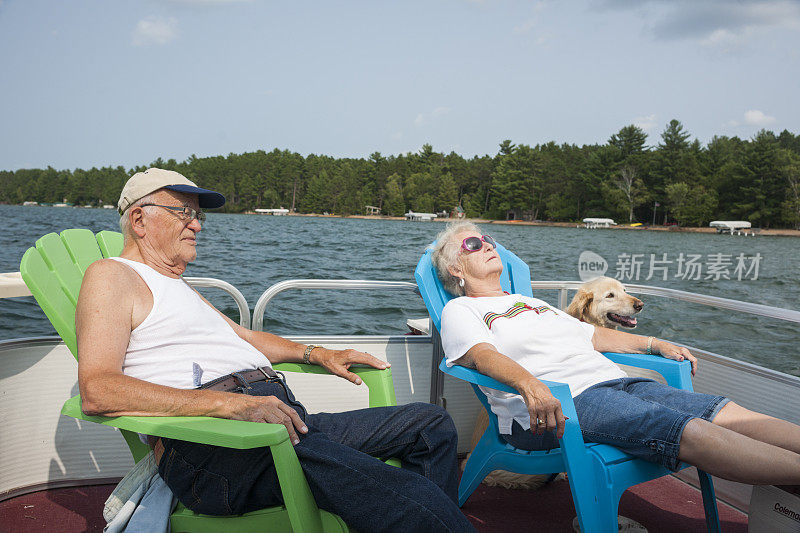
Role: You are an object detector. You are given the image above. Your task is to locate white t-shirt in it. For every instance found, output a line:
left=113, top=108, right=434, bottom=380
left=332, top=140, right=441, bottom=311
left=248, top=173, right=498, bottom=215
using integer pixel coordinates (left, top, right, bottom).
left=440, top=294, right=626, bottom=434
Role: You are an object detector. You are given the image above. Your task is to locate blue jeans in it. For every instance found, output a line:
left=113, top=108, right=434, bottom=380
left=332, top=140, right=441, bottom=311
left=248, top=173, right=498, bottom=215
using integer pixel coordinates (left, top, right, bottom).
left=158, top=378, right=474, bottom=533
left=503, top=377, right=729, bottom=471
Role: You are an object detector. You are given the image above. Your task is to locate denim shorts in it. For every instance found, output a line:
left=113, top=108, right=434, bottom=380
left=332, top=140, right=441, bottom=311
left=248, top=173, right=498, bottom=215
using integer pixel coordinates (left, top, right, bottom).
left=503, top=377, right=730, bottom=471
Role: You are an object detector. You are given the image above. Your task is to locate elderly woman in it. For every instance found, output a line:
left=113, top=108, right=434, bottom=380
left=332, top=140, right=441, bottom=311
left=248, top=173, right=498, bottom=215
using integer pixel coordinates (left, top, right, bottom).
left=433, top=221, right=800, bottom=484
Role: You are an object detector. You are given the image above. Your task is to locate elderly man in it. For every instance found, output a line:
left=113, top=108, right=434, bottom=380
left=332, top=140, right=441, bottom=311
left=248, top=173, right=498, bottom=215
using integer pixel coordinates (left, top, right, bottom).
left=76, top=168, right=473, bottom=532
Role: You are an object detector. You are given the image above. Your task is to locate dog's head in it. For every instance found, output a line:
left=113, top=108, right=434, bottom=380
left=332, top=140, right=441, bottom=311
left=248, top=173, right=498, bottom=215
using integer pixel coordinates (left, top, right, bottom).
left=566, top=276, right=643, bottom=329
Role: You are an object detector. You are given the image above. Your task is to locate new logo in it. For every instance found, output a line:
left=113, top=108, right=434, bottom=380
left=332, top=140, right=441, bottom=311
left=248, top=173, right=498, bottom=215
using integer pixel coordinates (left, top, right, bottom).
left=578, top=251, right=608, bottom=281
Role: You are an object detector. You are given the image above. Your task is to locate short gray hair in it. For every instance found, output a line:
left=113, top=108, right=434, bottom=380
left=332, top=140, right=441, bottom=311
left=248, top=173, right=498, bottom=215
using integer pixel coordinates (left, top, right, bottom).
left=119, top=192, right=158, bottom=242
left=431, top=221, right=481, bottom=296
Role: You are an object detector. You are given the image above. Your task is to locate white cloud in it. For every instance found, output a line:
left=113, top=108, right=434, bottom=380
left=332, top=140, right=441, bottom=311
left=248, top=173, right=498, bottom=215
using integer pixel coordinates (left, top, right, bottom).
left=724, top=109, right=777, bottom=129
left=132, top=16, right=178, bottom=47
left=597, top=0, right=800, bottom=49
left=743, top=109, right=776, bottom=127
left=513, top=1, right=548, bottom=34
left=633, top=114, right=658, bottom=131
left=514, top=19, right=537, bottom=34
left=392, top=131, right=403, bottom=140
left=414, top=107, right=451, bottom=127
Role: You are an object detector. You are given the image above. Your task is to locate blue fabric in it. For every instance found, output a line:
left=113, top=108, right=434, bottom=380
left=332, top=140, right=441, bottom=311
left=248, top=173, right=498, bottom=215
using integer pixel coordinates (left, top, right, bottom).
left=104, top=463, right=176, bottom=533
left=503, top=377, right=730, bottom=471
left=158, top=377, right=474, bottom=533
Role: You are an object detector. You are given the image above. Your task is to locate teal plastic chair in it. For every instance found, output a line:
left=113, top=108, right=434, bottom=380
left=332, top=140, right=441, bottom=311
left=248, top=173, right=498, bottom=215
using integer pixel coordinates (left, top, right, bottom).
left=21, top=229, right=397, bottom=533
left=414, top=241, right=721, bottom=533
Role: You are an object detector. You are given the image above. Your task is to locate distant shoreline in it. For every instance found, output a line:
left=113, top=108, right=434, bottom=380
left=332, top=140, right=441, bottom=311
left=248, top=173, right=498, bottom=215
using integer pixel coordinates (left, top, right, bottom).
left=254, top=211, right=800, bottom=238
left=9, top=203, right=800, bottom=237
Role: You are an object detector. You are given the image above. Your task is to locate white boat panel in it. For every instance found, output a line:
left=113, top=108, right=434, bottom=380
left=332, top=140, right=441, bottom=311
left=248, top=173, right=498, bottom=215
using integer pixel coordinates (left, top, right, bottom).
left=689, top=347, right=800, bottom=424
left=283, top=336, right=436, bottom=413
left=0, top=339, right=133, bottom=499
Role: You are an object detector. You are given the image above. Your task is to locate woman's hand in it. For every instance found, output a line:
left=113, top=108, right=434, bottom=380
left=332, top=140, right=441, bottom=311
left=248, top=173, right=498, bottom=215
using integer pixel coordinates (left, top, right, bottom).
left=517, top=377, right=565, bottom=438
left=654, top=339, right=698, bottom=376
left=309, top=347, right=390, bottom=385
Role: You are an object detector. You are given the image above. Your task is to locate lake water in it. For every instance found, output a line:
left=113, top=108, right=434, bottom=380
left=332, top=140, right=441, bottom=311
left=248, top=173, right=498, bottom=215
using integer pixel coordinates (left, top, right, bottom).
left=2, top=204, right=798, bottom=377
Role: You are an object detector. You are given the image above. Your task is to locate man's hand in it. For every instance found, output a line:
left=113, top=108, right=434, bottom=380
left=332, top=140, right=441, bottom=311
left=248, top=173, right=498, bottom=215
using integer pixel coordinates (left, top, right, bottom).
left=309, top=347, right=391, bottom=385
left=517, top=377, right=566, bottom=438
left=654, top=340, right=698, bottom=376
left=227, top=394, right=308, bottom=445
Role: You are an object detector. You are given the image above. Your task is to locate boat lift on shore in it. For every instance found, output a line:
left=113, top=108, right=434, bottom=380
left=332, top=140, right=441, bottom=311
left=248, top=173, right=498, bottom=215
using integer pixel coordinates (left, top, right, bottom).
left=710, top=221, right=758, bottom=236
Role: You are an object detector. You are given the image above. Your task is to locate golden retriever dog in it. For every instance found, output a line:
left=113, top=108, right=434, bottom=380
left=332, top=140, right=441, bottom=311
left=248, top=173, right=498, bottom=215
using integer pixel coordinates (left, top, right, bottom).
left=566, top=276, right=643, bottom=329
left=461, top=277, right=644, bottom=492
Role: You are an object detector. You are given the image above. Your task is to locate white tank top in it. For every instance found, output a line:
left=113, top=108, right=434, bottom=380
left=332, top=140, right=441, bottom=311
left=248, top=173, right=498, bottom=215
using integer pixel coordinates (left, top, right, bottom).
left=109, top=257, right=270, bottom=389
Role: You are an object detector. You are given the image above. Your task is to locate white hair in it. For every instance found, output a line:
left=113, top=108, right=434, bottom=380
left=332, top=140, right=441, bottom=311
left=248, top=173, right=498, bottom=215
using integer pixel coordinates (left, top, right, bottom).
left=431, top=220, right=482, bottom=296
left=119, top=192, right=158, bottom=243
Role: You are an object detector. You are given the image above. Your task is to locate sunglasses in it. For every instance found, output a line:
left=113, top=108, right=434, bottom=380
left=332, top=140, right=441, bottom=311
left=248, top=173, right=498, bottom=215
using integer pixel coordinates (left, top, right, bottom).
left=461, top=235, right=496, bottom=253
left=139, top=204, right=206, bottom=222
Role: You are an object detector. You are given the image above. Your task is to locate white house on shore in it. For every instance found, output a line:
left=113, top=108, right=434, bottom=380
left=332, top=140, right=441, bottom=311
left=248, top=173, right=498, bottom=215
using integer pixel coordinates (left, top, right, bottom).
left=255, top=208, right=289, bottom=216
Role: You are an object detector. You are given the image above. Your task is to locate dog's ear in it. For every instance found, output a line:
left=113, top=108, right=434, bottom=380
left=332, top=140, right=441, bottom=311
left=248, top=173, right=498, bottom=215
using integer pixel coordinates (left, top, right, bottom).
left=566, top=289, right=593, bottom=321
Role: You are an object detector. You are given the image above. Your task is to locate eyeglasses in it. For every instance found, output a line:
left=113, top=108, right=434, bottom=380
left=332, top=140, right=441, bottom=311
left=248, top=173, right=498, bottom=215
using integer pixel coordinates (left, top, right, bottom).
left=139, top=204, right=206, bottom=222
left=461, top=235, right=496, bottom=253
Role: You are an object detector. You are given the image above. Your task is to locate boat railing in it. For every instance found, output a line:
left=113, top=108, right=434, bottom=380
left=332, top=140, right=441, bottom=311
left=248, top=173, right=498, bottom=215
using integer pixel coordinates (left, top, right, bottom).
left=250, top=278, right=800, bottom=414
left=252, top=279, right=419, bottom=332
left=0, top=274, right=252, bottom=329
left=251, top=278, right=800, bottom=328
left=534, top=281, right=800, bottom=324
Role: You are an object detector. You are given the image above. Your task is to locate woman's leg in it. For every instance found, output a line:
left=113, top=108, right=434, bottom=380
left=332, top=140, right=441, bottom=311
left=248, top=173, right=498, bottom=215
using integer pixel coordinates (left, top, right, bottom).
left=678, top=417, right=800, bottom=485
left=710, top=401, right=800, bottom=454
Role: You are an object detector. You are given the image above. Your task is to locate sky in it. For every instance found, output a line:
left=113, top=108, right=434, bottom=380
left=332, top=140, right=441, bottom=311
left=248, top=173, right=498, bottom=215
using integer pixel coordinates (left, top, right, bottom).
left=1, top=0, right=799, bottom=171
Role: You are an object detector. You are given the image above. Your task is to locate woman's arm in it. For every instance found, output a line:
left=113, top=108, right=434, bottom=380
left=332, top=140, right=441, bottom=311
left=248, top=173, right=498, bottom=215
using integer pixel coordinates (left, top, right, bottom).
left=591, top=327, right=698, bottom=375
left=456, top=343, right=566, bottom=438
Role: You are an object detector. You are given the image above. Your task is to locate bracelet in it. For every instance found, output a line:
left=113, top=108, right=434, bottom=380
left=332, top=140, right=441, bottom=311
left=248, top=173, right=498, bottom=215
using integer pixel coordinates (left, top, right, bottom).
left=646, top=336, right=655, bottom=355
left=303, top=344, right=319, bottom=365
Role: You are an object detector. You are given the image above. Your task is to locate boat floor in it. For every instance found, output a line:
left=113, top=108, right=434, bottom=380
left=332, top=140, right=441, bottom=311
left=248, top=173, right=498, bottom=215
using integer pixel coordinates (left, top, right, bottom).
left=1, top=475, right=747, bottom=532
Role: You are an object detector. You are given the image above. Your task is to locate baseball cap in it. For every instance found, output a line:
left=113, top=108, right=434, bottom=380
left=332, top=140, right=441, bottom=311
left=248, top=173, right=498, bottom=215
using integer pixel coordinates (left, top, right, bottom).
left=117, top=168, right=226, bottom=215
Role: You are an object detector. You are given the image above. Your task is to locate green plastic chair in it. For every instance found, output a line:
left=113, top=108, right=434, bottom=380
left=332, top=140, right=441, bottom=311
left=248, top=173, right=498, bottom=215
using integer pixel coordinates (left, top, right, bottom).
left=20, top=229, right=397, bottom=533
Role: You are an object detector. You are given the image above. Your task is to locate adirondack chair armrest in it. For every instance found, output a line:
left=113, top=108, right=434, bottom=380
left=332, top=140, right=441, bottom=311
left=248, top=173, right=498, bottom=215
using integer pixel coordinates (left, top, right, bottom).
left=61, top=395, right=291, bottom=448
left=602, top=352, right=693, bottom=390
left=273, top=364, right=396, bottom=408
left=438, top=358, right=582, bottom=431
left=61, top=396, right=333, bottom=531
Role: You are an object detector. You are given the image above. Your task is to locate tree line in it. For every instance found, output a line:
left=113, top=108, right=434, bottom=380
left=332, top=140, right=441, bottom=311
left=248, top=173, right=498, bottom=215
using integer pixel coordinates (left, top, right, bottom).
left=2, top=120, right=799, bottom=228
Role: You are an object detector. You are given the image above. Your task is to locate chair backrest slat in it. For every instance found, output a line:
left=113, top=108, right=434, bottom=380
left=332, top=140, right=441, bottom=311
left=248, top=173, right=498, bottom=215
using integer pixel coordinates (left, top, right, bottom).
left=21, top=230, right=124, bottom=360
left=20, top=247, right=80, bottom=356
left=60, top=229, right=104, bottom=273
left=97, top=230, right=124, bottom=258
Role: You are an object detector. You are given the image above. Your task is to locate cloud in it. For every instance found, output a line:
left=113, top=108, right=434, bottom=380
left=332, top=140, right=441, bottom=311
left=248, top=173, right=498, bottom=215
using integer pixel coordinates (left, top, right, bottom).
left=743, top=109, right=776, bottom=127
left=514, top=19, right=538, bottom=34
left=132, top=16, right=178, bottom=46
left=513, top=1, right=548, bottom=34
left=594, top=0, right=800, bottom=47
left=633, top=114, right=658, bottom=131
left=414, top=107, right=451, bottom=127
left=725, top=109, right=777, bottom=129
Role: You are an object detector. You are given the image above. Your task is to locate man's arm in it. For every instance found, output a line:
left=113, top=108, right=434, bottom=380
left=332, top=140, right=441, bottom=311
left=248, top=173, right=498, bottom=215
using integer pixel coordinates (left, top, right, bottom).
left=590, top=326, right=698, bottom=375
left=196, top=291, right=390, bottom=385
left=454, top=343, right=566, bottom=438
left=77, top=260, right=308, bottom=444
